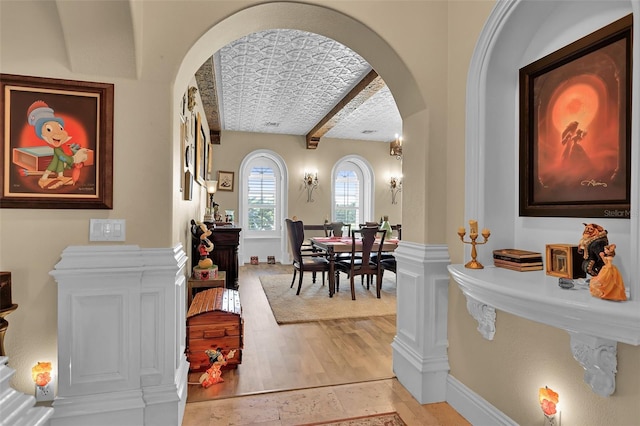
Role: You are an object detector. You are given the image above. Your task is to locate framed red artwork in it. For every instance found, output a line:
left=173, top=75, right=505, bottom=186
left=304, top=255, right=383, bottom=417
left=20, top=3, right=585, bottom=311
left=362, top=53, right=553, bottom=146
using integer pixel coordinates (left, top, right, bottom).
left=1, top=74, right=114, bottom=209
left=519, top=14, right=632, bottom=218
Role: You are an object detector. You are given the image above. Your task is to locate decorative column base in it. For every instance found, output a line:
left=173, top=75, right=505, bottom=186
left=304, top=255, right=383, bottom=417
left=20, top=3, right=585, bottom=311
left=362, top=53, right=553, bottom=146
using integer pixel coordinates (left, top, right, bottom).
left=50, top=244, right=189, bottom=426
left=392, top=242, right=451, bottom=404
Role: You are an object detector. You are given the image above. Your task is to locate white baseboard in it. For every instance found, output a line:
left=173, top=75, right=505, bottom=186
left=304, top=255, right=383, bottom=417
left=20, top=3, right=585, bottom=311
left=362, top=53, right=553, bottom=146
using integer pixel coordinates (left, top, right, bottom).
left=446, top=375, right=517, bottom=426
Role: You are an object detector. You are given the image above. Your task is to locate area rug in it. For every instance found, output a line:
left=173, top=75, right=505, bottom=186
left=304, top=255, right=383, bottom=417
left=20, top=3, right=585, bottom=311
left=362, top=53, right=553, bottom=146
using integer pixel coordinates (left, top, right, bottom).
left=298, top=412, right=406, bottom=426
left=259, top=273, right=396, bottom=324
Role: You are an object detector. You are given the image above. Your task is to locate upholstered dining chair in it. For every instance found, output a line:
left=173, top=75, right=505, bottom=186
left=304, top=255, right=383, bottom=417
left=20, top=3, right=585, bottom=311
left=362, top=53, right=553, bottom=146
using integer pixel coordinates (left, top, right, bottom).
left=335, top=227, right=387, bottom=300
left=285, top=218, right=330, bottom=295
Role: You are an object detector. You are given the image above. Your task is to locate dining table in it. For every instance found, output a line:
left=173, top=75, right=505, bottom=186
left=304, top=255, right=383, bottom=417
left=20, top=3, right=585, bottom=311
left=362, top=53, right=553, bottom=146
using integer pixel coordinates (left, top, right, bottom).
left=309, top=236, right=399, bottom=297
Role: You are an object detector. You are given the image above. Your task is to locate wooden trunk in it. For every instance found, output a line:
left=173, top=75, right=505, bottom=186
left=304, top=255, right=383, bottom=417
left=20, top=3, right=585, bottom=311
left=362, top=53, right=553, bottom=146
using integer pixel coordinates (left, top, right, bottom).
left=186, top=288, right=243, bottom=372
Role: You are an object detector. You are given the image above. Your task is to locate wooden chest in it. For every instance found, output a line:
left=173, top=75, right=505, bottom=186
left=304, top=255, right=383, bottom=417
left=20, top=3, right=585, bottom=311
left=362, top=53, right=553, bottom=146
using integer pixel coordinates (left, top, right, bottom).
left=186, top=288, right=243, bottom=372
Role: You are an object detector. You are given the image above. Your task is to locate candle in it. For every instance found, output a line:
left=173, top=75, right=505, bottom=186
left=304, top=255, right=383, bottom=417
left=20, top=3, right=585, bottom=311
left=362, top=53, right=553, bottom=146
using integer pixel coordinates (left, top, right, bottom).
left=469, top=220, right=478, bottom=234
left=458, top=226, right=465, bottom=234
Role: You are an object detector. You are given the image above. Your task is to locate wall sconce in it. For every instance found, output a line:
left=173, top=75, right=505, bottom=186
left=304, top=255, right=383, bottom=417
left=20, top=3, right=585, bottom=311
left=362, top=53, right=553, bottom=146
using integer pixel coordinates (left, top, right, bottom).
left=539, top=386, right=561, bottom=426
left=390, top=134, right=403, bottom=160
left=390, top=176, right=402, bottom=204
left=204, top=180, right=218, bottom=223
left=32, top=361, right=54, bottom=402
left=303, top=171, right=318, bottom=203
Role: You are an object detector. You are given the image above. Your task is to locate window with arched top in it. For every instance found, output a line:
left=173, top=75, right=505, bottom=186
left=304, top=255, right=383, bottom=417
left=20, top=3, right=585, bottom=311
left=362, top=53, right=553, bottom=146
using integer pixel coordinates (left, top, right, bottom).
left=239, top=150, right=287, bottom=239
left=332, top=156, right=374, bottom=227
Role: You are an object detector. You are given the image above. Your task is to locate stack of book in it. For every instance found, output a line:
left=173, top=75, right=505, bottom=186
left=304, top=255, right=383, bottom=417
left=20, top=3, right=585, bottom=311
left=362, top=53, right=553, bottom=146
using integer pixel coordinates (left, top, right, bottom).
left=493, top=249, right=543, bottom=272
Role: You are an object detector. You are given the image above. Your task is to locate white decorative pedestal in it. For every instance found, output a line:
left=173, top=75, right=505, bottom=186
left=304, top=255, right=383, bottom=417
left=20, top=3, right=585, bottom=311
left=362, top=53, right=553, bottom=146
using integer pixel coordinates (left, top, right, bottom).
left=49, top=245, right=189, bottom=426
left=392, top=242, right=451, bottom=404
left=448, top=264, right=640, bottom=396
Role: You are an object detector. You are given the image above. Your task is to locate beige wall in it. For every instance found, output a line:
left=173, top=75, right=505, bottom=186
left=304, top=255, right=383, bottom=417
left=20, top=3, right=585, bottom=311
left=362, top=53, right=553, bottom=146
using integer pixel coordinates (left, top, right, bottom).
left=207, top=131, right=402, bottom=226
left=446, top=3, right=640, bottom=426
left=1, top=1, right=638, bottom=424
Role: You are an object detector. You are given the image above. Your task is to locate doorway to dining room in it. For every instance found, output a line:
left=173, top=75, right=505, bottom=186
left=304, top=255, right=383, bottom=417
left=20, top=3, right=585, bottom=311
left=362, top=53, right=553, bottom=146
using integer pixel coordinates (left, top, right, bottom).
left=175, top=0, right=422, bottom=403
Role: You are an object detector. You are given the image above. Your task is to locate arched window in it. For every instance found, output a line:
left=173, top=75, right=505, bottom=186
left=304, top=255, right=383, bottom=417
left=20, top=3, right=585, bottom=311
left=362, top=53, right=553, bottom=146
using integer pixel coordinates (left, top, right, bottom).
left=332, top=156, right=374, bottom=227
left=239, top=150, right=287, bottom=238
left=247, top=166, right=276, bottom=231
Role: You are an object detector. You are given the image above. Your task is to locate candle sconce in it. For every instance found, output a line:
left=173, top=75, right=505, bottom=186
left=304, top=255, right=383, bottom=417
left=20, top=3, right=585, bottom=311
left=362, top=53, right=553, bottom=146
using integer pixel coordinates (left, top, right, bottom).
left=390, top=176, right=402, bottom=204
left=303, top=171, right=318, bottom=203
left=390, top=134, right=403, bottom=160
left=457, top=220, right=490, bottom=269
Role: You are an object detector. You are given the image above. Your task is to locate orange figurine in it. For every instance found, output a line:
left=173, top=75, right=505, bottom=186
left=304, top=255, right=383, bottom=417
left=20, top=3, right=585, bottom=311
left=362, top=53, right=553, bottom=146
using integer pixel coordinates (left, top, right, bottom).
left=589, top=244, right=627, bottom=301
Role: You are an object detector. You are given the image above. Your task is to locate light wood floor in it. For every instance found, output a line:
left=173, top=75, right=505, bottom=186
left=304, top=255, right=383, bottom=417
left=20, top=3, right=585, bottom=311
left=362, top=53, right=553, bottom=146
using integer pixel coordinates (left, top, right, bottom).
left=183, top=263, right=469, bottom=425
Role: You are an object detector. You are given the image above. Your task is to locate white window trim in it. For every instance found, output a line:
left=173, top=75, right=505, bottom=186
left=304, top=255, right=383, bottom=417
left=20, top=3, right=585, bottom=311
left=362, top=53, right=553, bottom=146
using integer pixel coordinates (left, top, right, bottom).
left=237, top=149, right=288, bottom=239
left=331, top=155, right=374, bottom=224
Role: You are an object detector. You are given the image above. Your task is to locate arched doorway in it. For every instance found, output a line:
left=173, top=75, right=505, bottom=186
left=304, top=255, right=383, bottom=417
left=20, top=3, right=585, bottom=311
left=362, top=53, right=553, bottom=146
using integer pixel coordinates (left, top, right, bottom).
left=172, top=0, right=430, bottom=403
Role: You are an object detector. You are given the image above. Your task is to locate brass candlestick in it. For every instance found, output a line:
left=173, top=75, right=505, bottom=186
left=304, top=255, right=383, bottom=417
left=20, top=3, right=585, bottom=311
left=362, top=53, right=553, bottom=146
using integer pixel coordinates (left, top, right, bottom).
left=458, top=220, right=491, bottom=269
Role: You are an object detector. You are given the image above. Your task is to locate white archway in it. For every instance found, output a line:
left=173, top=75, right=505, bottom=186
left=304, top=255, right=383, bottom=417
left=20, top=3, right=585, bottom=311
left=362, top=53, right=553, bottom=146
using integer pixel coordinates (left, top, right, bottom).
left=171, top=0, right=433, bottom=407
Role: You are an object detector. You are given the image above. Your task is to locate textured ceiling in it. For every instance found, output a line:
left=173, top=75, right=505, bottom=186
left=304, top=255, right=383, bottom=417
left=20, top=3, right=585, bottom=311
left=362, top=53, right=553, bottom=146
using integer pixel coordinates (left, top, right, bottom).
left=197, top=29, right=402, bottom=144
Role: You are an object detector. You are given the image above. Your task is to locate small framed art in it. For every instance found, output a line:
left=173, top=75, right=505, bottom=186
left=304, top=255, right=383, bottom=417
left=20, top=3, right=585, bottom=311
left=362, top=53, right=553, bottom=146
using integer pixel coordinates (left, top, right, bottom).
left=217, top=171, right=234, bottom=192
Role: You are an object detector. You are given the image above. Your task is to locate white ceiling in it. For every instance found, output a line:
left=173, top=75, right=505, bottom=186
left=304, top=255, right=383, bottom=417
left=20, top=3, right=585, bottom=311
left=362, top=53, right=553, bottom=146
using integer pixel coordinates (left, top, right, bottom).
left=201, top=29, right=402, bottom=143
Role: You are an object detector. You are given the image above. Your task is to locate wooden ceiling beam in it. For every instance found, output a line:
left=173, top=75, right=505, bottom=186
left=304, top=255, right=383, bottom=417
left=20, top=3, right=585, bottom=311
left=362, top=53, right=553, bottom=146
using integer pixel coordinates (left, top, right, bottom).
left=195, top=57, right=221, bottom=134
left=305, top=69, right=384, bottom=149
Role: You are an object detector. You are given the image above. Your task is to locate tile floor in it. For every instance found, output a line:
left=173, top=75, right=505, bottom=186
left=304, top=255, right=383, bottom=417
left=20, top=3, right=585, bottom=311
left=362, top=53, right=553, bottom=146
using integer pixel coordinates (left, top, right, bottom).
left=181, top=378, right=470, bottom=425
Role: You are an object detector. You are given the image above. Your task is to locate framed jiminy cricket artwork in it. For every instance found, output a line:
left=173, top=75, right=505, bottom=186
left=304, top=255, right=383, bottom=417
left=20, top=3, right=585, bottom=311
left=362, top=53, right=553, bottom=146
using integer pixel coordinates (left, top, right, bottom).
left=0, top=74, right=114, bottom=209
left=518, top=15, right=632, bottom=218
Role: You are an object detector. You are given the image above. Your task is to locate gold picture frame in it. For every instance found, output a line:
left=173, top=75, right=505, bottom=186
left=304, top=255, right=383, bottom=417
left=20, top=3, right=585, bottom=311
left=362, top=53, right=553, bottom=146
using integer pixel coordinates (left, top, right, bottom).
left=545, top=244, right=585, bottom=279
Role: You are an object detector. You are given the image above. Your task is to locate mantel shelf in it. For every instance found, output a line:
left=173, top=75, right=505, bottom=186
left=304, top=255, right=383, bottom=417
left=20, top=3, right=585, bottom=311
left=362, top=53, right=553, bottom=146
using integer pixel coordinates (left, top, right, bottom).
left=448, top=264, right=640, bottom=396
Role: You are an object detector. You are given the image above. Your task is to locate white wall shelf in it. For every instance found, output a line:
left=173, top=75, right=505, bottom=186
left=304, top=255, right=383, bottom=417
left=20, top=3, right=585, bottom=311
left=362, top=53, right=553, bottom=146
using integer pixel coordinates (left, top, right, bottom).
left=448, top=264, right=640, bottom=396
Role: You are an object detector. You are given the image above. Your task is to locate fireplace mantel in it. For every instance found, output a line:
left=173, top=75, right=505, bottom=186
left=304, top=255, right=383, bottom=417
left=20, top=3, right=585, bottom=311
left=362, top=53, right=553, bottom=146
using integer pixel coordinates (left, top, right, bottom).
left=448, top=264, right=640, bottom=396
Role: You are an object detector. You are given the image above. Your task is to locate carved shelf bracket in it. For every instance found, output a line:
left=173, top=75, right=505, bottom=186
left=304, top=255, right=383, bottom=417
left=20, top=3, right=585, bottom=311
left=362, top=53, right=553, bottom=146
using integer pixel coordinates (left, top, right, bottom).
left=569, top=332, right=617, bottom=397
left=447, top=264, right=633, bottom=397
left=465, top=296, right=496, bottom=340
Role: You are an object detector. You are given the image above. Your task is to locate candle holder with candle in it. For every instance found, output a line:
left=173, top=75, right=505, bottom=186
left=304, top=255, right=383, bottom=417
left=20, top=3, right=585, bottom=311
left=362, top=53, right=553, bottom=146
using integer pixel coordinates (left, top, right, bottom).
left=457, top=220, right=491, bottom=269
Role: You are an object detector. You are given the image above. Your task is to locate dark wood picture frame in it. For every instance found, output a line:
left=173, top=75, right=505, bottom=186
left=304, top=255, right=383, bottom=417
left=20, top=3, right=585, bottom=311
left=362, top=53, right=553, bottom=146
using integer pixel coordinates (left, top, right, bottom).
left=519, top=15, right=632, bottom=218
left=1, top=74, right=114, bottom=209
left=217, top=171, right=234, bottom=192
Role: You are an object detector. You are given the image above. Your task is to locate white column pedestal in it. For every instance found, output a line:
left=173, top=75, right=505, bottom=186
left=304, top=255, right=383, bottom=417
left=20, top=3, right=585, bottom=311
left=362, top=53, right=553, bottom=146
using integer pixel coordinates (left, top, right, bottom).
left=49, top=244, right=189, bottom=426
left=392, top=242, right=451, bottom=404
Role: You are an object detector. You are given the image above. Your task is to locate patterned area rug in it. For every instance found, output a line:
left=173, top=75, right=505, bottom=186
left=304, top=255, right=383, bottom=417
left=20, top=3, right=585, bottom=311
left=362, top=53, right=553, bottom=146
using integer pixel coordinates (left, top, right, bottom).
left=299, top=412, right=406, bottom=426
left=259, top=273, right=396, bottom=324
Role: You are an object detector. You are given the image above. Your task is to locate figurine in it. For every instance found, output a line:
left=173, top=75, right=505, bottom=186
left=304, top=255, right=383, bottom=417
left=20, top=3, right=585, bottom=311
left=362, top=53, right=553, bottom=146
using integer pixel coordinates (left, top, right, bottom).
left=589, top=244, right=627, bottom=301
left=198, top=348, right=236, bottom=388
left=190, top=219, right=214, bottom=269
left=577, top=223, right=608, bottom=276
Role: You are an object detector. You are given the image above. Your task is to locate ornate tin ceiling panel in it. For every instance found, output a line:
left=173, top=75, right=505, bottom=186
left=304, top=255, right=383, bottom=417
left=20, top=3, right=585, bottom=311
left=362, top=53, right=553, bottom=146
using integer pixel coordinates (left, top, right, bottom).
left=199, top=29, right=402, bottom=143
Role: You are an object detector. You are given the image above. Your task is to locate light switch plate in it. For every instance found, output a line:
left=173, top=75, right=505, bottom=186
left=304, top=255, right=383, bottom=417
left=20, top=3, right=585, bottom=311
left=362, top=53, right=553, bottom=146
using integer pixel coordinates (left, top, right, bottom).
left=90, top=219, right=126, bottom=241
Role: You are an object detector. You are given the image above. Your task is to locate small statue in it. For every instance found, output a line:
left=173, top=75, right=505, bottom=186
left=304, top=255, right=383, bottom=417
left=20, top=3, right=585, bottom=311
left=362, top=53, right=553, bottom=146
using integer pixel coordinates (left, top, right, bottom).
left=589, top=244, right=627, bottom=301
left=198, top=348, right=236, bottom=388
left=190, top=219, right=214, bottom=269
left=577, top=223, right=608, bottom=276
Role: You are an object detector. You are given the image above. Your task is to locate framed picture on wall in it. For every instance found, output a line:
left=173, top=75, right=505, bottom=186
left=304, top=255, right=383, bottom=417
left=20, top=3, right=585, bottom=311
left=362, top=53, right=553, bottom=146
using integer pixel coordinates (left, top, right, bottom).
left=217, top=171, right=234, bottom=191
left=518, top=14, right=632, bottom=218
left=194, top=112, right=208, bottom=186
left=0, top=73, right=114, bottom=209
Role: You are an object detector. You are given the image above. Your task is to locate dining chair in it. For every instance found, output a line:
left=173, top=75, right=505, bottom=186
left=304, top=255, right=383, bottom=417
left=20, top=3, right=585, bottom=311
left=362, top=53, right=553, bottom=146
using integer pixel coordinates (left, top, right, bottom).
left=324, top=222, right=351, bottom=237
left=285, top=218, right=330, bottom=295
left=335, top=227, right=387, bottom=300
left=375, top=224, right=401, bottom=277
